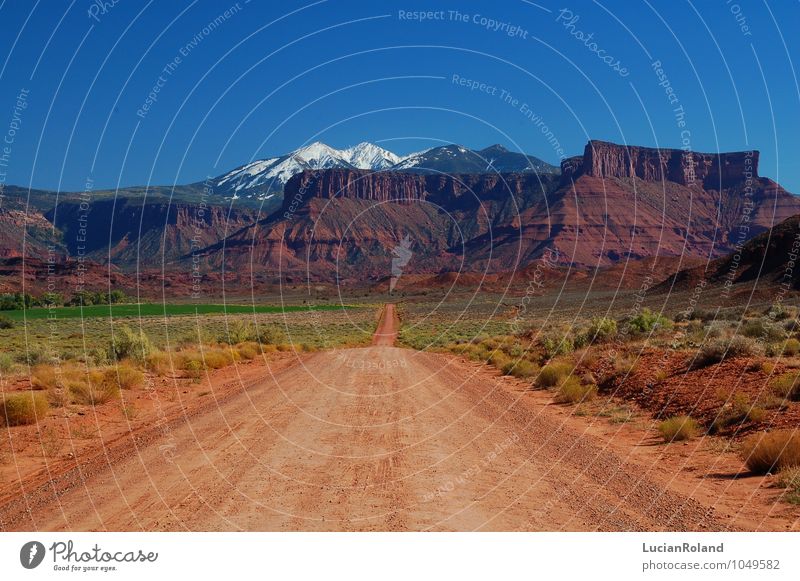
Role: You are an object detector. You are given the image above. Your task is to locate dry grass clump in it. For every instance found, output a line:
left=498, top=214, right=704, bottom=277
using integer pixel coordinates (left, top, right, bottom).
left=771, top=371, right=800, bottom=401
left=106, top=364, right=144, bottom=390
left=502, top=359, right=537, bottom=379
left=536, top=362, right=573, bottom=389
left=783, top=338, right=800, bottom=357
left=693, top=336, right=761, bottom=369
left=1, top=391, right=49, bottom=426
left=740, top=430, right=800, bottom=474
left=554, top=377, right=597, bottom=404
left=31, top=365, right=61, bottom=390
left=657, top=415, right=700, bottom=443
left=146, top=350, right=173, bottom=376
left=775, top=466, right=800, bottom=504
left=235, top=342, right=261, bottom=360
left=711, top=392, right=766, bottom=432
left=68, top=370, right=121, bottom=406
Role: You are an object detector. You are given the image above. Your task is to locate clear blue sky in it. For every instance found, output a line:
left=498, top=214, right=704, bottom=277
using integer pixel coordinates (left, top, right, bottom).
left=1, top=0, right=798, bottom=192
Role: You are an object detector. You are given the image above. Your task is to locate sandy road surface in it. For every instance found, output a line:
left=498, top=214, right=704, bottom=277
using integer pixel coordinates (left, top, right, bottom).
left=2, top=307, right=730, bottom=531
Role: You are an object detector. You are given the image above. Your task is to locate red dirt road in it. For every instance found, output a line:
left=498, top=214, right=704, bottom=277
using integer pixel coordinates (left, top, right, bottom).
left=371, top=303, right=399, bottom=346
left=0, top=306, right=774, bottom=532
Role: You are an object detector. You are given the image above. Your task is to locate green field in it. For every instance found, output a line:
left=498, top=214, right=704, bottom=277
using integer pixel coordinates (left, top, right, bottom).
left=0, top=303, right=352, bottom=321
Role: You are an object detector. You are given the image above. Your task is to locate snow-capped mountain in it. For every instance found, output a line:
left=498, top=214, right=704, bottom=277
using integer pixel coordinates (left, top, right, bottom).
left=394, top=144, right=558, bottom=175
left=212, top=141, right=402, bottom=200
left=208, top=141, right=557, bottom=206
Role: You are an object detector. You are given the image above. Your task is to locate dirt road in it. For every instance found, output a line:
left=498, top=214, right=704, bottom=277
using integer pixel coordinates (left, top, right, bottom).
left=2, top=306, right=734, bottom=531
left=372, top=303, right=399, bottom=346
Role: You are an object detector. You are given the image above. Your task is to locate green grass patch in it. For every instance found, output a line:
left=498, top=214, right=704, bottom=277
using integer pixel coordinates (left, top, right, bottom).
left=0, top=303, right=353, bottom=321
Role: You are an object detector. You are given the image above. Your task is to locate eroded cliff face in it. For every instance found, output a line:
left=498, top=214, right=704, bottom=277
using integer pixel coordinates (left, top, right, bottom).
left=578, top=140, right=759, bottom=188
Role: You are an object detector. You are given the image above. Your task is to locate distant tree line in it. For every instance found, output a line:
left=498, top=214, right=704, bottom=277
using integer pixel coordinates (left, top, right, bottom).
left=0, top=290, right=130, bottom=310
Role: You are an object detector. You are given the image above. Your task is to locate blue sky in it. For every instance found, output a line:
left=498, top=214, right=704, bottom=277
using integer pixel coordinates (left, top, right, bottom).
left=0, top=0, right=798, bottom=191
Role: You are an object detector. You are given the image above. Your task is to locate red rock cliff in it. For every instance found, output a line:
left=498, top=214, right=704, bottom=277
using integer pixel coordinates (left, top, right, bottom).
left=580, top=140, right=758, bottom=187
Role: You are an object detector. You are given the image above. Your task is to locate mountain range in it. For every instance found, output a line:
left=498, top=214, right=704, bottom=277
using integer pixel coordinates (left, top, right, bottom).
left=1, top=139, right=798, bottom=293
left=206, top=142, right=558, bottom=204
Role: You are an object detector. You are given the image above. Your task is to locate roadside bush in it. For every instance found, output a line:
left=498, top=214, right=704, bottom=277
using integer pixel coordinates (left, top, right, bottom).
left=784, top=338, right=800, bottom=357
left=146, top=351, right=173, bottom=376
left=693, top=336, right=761, bottom=368
left=776, top=467, right=800, bottom=504
left=586, top=317, right=617, bottom=343
left=740, top=430, right=800, bottom=474
left=627, top=308, right=672, bottom=334
left=0, top=353, right=13, bottom=373
left=31, top=365, right=61, bottom=390
left=488, top=351, right=512, bottom=370
left=0, top=315, right=14, bottom=329
left=742, top=318, right=786, bottom=342
left=541, top=335, right=573, bottom=359
left=106, top=365, right=144, bottom=390
left=109, top=325, right=153, bottom=363
left=554, top=377, right=597, bottom=404
left=771, top=372, right=800, bottom=401
left=536, top=362, right=573, bottom=389
left=501, top=359, right=537, bottom=379
left=235, top=342, right=261, bottom=360
left=1, top=392, right=49, bottom=426
left=711, top=393, right=766, bottom=432
left=657, top=415, right=699, bottom=443
left=68, top=371, right=120, bottom=406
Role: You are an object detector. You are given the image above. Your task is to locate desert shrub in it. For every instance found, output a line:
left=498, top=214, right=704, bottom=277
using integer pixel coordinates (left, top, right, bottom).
left=541, top=335, right=573, bottom=359
left=202, top=349, right=234, bottom=370
left=109, top=325, right=153, bottom=363
left=68, top=371, right=120, bottom=405
left=17, top=344, right=56, bottom=366
left=106, top=365, right=144, bottom=390
left=488, top=351, right=512, bottom=370
left=218, top=320, right=254, bottom=345
left=184, top=359, right=203, bottom=380
left=0, top=353, right=13, bottom=373
left=740, top=430, right=800, bottom=474
left=1, top=392, right=49, bottom=426
left=536, top=362, right=573, bottom=389
left=742, top=318, right=786, bottom=341
left=775, top=467, right=800, bottom=504
left=783, top=338, right=800, bottom=357
left=694, top=336, right=761, bottom=368
left=31, top=365, right=61, bottom=390
left=0, top=315, right=14, bottom=329
left=501, top=359, right=537, bottom=378
left=586, top=317, right=617, bottom=343
left=657, top=415, right=700, bottom=443
left=613, top=354, right=639, bottom=375
left=711, top=393, right=766, bottom=432
left=627, top=308, right=673, bottom=334
left=236, top=342, right=261, bottom=360
left=146, top=351, right=173, bottom=376
left=771, top=372, right=800, bottom=401
left=554, top=377, right=597, bottom=404
left=46, top=388, right=67, bottom=408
